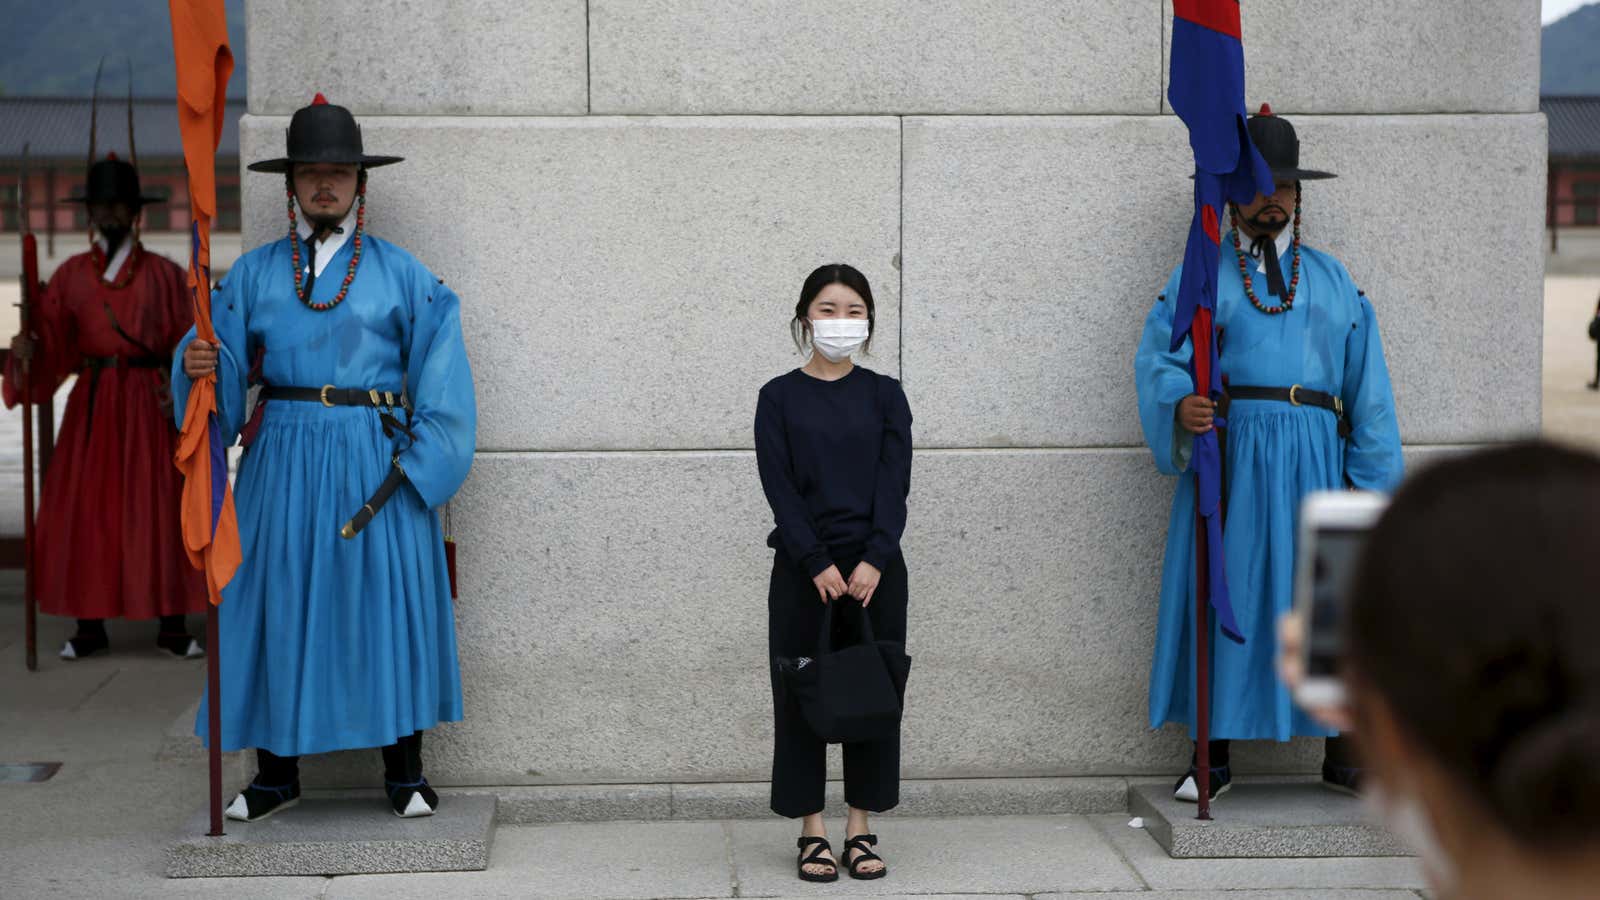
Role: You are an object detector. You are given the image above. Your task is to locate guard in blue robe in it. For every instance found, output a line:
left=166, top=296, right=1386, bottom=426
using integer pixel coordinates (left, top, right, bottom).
left=1135, top=107, right=1402, bottom=801
left=172, top=96, right=476, bottom=821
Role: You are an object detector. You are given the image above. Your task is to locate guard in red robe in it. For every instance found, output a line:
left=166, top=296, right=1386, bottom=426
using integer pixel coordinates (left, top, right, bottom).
left=5, top=155, right=207, bottom=659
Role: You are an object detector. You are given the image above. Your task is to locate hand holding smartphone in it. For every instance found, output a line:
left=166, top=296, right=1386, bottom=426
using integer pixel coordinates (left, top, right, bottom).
left=1290, top=490, right=1389, bottom=711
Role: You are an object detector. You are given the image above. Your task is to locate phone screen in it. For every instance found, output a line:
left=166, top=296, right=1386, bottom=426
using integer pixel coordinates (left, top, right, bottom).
left=1307, top=526, right=1367, bottom=677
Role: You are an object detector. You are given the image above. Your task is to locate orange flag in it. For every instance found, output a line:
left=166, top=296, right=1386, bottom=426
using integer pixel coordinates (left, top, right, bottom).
left=169, top=0, right=239, bottom=605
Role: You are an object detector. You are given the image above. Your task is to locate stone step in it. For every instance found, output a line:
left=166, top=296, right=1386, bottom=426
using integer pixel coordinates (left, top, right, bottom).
left=1128, top=780, right=1410, bottom=859
left=165, top=793, right=496, bottom=878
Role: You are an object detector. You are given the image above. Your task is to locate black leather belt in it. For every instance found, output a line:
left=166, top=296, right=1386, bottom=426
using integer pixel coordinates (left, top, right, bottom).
left=81, top=354, right=173, bottom=438
left=83, top=355, right=167, bottom=370
left=1227, top=385, right=1352, bottom=438
left=261, top=385, right=409, bottom=410
left=259, top=384, right=415, bottom=538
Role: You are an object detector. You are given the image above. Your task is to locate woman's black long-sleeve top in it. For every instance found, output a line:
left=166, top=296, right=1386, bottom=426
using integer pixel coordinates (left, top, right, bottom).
left=754, top=366, right=913, bottom=577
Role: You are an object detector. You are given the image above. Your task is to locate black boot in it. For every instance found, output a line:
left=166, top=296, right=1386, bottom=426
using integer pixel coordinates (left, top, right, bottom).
left=155, top=615, right=204, bottom=659
left=1322, top=735, right=1364, bottom=796
left=227, top=750, right=302, bottom=822
left=381, top=731, right=437, bottom=818
left=60, top=619, right=109, bottom=660
left=1174, top=740, right=1233, bottom=803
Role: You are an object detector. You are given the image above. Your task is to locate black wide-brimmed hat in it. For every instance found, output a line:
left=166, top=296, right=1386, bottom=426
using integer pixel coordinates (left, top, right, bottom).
left=1248, top=104, right=1336, bottom=182
left=64, top=155, right=163, bottom=206
left=247, top=93, right=404, bottom=174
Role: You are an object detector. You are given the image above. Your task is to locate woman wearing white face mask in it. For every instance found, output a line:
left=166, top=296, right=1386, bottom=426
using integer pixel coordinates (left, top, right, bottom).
left=754, top=263, right=913, bottom=883
left=1312, top=443, right=1600, bottom=899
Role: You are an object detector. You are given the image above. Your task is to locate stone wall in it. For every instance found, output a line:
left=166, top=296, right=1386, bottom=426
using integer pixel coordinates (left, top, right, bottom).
left=240, top=1, right=1546, bottom=789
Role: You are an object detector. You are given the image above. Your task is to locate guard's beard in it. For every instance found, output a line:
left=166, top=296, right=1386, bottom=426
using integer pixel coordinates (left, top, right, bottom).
left=98, top=225, right=130, bottom=257
left=1245, top=208, right=1289, bottom=237
left=305, top=213, right=347, bottom=239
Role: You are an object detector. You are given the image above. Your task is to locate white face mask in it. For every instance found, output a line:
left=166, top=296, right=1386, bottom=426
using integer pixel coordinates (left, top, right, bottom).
left=1366, top=783, right=1458, bottom=894
left=809, top=317, right=869, bottom=362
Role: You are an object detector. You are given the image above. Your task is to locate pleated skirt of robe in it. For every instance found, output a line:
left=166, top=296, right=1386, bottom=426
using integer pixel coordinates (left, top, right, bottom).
left=1148, top=402, right=1343, bottom=742
left=195, top=400, right=462, bottom=755
left=36, top=367, right=207, bottom=619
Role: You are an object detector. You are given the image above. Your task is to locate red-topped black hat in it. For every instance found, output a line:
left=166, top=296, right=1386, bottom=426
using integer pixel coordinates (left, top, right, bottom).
left=247, top=93, right=404, bottom=174
left=1247, top=103, right=1336, bottom=182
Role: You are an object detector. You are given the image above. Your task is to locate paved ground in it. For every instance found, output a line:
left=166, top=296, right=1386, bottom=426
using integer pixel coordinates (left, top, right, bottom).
left=0, top=613, right=1427, bottom=899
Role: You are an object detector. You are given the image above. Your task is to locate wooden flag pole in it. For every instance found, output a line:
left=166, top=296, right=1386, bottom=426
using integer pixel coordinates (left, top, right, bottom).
left=1195, top=508, right=1212, bottom=821
left=16, top=145, right=40, bottom=673
left=208, top=596, right=222, bottom=835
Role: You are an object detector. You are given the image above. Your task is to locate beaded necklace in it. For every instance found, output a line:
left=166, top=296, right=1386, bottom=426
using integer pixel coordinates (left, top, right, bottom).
left=1229, top=185, right=1302, bottom=315
left=288, top=184, right=365, bottom=312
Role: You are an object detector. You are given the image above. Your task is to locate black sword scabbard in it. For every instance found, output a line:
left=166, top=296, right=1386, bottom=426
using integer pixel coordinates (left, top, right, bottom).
left=341, top=460, right=408, bottom=539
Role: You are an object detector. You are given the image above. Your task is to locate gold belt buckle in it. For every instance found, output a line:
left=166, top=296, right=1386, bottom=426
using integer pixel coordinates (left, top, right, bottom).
left=320, top=385, right=336, bottom=408
left=1288, top=384, right=1303, bottom=406
left=1334, top=396, right=1345, bottom=416
left=369, top=389, right=382, bottom=407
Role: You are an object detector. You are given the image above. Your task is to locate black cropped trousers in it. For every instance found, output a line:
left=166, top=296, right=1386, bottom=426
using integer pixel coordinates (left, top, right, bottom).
left=767, top=548, right=907, bottom=819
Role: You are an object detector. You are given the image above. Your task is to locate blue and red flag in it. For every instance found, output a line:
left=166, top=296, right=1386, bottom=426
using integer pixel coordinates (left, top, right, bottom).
left=169, top=0, right=239, bottom=606
left=1168, top=0, right=1273, bottom=646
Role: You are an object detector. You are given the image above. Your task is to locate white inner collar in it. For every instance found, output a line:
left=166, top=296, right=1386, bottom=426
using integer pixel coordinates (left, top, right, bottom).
left=94, top=235, right=133, bottom=283
left=295, top=202, right=359, bottom=279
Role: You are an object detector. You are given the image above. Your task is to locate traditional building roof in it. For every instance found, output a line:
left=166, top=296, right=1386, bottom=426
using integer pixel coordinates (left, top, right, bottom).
left=0, top=96, right=240, bottom=161
left=1544, top=96, right=1600, bottom=162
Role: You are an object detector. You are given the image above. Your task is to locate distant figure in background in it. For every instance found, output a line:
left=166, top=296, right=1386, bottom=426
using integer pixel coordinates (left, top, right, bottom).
left=4, top=153, right=206, bottom=660
left=1339, top=442, right=1600, bottom=899
left=1585, top=291, right=1600, bottom=390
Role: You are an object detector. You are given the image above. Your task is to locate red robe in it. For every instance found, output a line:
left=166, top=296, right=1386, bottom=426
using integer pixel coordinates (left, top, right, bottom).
left=4, top=242, right=207, bottom=619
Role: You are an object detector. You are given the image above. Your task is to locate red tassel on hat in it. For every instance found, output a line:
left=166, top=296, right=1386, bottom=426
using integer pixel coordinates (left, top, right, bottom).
left=107, top=152, right=118, bottom=160
left=312, top=92, right=328, bottom=105
left=1259, top=102, right=1274, bottom=116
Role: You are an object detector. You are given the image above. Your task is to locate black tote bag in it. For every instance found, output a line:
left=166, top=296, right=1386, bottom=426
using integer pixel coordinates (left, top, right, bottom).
left=776, top=597, right=911, bottom=744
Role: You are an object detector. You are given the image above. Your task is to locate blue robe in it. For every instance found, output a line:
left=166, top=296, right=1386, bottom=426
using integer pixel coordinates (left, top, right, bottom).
left=1135, top=234, right=1402, bottom=741
left=173, top=232, right=477, bottom=756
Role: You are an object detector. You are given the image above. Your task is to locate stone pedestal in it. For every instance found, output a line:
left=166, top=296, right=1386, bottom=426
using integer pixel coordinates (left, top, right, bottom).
left=1129, top=781, right=1409, bottom=859
left=166, top=795, right=496, bottom=878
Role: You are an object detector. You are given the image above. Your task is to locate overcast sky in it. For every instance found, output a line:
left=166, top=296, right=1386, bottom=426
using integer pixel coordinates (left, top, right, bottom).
left=1545, top=0, right=1593, bottom=23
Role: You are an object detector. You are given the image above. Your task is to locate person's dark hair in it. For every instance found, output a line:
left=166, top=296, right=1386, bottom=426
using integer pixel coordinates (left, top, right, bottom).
left=1346, top=441, right=1600, bottom=851
left=791, top=263, right=875, bottom=355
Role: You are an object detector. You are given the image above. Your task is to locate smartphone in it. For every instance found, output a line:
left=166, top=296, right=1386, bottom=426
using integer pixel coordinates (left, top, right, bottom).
left=1292, top=490, right=1389, bottom=709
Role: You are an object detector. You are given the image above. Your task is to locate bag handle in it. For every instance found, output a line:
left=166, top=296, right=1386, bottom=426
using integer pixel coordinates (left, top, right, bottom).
left=853, top=598, right=877, bottom=643
left=815, top=599, right=834, bottom=658
left=813, top=595, right=876, bottom=659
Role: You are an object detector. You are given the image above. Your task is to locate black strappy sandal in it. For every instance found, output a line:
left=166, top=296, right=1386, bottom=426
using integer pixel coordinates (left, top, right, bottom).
left=843, top=833, right=887, bottom=880
left=795, top=835, right=839, bottom=883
